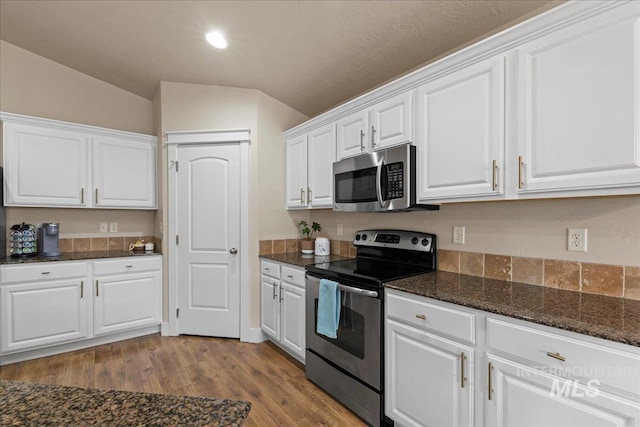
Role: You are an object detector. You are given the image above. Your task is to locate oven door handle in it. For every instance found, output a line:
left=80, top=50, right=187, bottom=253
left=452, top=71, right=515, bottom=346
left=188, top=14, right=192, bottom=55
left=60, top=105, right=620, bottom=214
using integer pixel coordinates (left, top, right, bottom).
left=338, top=283, right=378, bottom=298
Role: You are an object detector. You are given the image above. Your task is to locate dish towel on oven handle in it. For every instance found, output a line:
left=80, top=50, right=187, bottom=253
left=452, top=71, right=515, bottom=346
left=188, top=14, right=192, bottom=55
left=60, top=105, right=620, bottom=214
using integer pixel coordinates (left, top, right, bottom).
left=317, top=278, right=341, bottom=339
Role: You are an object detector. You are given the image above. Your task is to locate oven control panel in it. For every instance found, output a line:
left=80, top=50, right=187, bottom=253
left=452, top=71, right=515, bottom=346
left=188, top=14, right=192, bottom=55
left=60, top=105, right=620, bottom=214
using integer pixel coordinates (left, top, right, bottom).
left=353, top=229, right=434, bottom=252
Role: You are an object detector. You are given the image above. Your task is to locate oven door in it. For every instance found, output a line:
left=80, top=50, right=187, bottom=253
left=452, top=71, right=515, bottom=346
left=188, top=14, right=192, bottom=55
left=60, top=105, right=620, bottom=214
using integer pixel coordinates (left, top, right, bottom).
left=305, top=274, right=381, bottom=390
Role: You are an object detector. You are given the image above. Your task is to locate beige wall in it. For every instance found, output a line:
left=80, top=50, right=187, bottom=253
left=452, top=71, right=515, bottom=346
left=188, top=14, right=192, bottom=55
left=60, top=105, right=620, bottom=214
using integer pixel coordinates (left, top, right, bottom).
left=1, top=40, right=156, bottom=246
left=157, top=81, right=307, bottom=328
left=309, top=196, right=640, bottom=267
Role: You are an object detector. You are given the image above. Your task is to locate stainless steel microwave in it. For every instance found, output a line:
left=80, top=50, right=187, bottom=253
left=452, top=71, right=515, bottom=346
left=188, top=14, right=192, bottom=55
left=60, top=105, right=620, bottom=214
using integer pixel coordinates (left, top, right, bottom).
left=333, top=144, right=439, bottom=212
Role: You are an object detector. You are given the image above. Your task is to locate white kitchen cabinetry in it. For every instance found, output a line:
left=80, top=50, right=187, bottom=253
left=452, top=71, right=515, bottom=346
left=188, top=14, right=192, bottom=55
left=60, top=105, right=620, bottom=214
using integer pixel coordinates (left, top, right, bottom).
left=514, top=2, right=640, bottom=196
left=0, top=255, right=162, bottom=365
left=0, top=262, right=89, bottom=353
left=337, top=92, right=413, bottom=160
left=416, top=55, right=505, bottom=202
left=385, top=290, right=474, bottom=427
left=285, top=123, right=335, bottom=209
left=260, top=260, right=306, bottom=362
left=1, top=112, right=157, bottom=209
left=93, top=257, right=162, bottom=336
left=385, top=289, right=640, bottom=427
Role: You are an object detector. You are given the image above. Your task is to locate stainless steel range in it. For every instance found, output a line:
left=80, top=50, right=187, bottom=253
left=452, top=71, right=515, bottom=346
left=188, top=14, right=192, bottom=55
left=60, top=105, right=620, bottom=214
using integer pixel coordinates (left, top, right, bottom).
left=305, top=229, right=437, bottom=427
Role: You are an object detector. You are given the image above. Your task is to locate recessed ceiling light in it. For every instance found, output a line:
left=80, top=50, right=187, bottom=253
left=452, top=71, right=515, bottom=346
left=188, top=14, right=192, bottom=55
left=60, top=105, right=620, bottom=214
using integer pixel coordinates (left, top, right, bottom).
left=205, top=31, right=228, bottom=49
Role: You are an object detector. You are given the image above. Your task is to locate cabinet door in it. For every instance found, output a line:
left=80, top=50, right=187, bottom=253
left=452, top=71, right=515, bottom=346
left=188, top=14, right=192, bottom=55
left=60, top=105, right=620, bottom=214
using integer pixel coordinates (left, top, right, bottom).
left=1, top=278, right=89, bottom=353
left=92, top=136, right=156, bottom=208
left=386, top=319, right=474, bottom=427
left=307, top=124, right=336, bottom=208
left=486, top=354, right=640, bottom=427
left=94, top=271, right=161, bottom=335
left=371, top=91, right=413, bottom=150
left=336, top=109, right=369, bottom=160
left=280, top=281, right=305, bottom=361
left=416, top=55, right=505, bottom=202
left=3, top=123, right=88, bottom=207
left=516, top=4, right=640, bottom=194
left=260, top=275, right=280, bottom=340
left=285, top=135, right=308, bottom=209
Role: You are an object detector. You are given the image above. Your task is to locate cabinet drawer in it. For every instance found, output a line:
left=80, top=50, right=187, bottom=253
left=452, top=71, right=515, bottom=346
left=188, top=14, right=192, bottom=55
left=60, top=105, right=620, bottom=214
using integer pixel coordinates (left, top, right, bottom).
left=261, top=260, right=280, bottom=279
left=487, top=318, right=640, bottom=396
left=281, top=266, right=305, bottom=287
left=93, top=256, right=161, bottom=276
left=386, top=291, right=475, bottom=344
left=1, top=261, right=88, bottom=284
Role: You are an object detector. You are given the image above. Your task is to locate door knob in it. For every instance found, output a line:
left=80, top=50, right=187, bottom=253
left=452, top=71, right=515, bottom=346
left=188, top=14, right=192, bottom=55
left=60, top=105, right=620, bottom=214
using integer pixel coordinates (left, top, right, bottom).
left=229, top=248, right=238, bottom=254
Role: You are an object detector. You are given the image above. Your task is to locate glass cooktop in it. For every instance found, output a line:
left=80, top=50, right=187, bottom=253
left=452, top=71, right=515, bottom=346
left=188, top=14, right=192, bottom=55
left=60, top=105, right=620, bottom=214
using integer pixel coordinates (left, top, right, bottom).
left=306, top=257, right=434, bottom=285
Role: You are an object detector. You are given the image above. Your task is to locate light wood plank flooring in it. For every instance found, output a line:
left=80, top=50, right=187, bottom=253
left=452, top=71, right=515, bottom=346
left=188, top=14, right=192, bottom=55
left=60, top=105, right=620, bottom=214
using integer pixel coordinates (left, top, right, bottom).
left=0, top=334, right=367, bottom=426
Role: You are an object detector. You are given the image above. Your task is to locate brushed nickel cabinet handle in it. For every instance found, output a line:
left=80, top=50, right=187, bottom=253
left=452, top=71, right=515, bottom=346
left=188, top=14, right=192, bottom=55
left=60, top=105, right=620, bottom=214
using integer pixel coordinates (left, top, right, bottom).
left=371, top=126, right=376, bottom=147
left=272, top=283, right=277, bottom=300
left=81, top=188, right=84, bottom=204
left=95, top=188, right=98, bottom=204
left=518, top=156, right=524, bottom=190
left=546, top=352, right=566, bottom=362
left=41, top=271, right=50, bottom=275
left=307, top=187, right=311, bottom=205
left=81, top=281, right=84, bottom=298
left=96, top=280, right=99, bottom=297
left=492, top=159, right=498, bottom=191
left=300, top=188, right=305, bottom=205
left=360, top=130, right=365, bottom=150
left=287, top=275, right=294, bottom=279
left=279, top=284, right=284, bottom=302
left=460, top=352, right=467, bottom=388
left=488, top=362, right=494, bottom=400
left=415, top=314, right=427, bottom=320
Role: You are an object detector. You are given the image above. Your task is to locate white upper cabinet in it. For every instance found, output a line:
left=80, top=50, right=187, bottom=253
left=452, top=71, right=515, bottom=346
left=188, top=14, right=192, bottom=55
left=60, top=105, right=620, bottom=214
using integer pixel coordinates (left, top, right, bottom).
left=92, top=135, right=156, bottom=208
left=3, top=122, right=88, bottom=207
left=285, top=124, right=336, bottom=210
left=1, top=113, right=157, bottom=209
left=307, top=124, right=336, bottom=207
left=416, top=55, right=505, bottom=202
left=336, top=109, right=369, bottom=160
left=371, top=91, right=413, bottom=151
left=515, top=2, right=640, bottom=196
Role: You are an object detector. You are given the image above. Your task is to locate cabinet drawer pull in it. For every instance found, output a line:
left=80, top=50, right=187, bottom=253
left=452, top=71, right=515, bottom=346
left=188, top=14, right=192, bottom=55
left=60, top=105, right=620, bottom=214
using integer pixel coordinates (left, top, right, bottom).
left=41, top=271, right=50, bottom=275
left=488, top=362, right=493, bottom=400
left=287, top=275, right=294, bottom=279
left=492, top=159, right=498, bottom=191
left=125, top=265, right=133, bottom=268
left=518, top=156, right=524, bottom=190
left=546, top=351, right=566, bottom=362
left=264, top=267, right=270, bottom=271
left=460, top=352, right=467, bottom=388
left=415, top=314, right=427, bottom=320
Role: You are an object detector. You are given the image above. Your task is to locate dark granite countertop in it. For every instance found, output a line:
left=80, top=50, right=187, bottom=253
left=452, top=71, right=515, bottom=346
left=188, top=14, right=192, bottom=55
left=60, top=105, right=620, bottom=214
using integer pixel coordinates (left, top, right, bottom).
left=0, top=250, right=162, bottom=265
left=1, top=379, right=250, bottom=426
left=260, top=252, right=351, bottom=268
left=386, top=271, right=640, bottom=347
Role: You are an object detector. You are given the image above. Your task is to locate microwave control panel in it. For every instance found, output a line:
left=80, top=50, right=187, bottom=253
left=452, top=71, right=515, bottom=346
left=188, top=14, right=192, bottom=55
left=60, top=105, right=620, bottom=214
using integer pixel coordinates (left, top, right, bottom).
left=387, top=162, right=404, bottom=199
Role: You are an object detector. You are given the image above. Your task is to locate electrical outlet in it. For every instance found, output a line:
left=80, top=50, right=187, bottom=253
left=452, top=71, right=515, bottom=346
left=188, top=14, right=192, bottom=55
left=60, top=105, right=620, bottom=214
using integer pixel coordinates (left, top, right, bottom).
left=109, top=222, right=118, bottom=233
left=337, top=224, right=343, bottom=236
left=99, top=223, right=108, bottom=233
left=568, top=228, right=587, bottom=252
left=453, top=226, right=465, bottom=244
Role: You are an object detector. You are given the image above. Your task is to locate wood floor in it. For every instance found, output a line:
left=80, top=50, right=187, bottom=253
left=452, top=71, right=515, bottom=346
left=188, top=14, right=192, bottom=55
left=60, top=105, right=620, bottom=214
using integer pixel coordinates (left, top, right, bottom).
left=0, top=334, right=368, bottom=426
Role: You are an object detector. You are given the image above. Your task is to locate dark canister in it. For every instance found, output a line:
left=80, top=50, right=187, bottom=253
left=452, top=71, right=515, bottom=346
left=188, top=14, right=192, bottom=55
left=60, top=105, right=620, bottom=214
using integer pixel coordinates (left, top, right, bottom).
left=9, top=223, right=38, bottom=257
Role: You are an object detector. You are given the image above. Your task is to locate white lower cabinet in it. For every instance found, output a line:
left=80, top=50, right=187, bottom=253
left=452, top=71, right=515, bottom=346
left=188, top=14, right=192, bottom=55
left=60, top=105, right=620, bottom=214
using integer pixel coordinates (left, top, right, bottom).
left=260, top=260, right=305, bottom=362
left=385, top=289, right=640, bottom=427
left=93, top=257, right=161, bottom=335
left=0, top=256, right=162, bottom=364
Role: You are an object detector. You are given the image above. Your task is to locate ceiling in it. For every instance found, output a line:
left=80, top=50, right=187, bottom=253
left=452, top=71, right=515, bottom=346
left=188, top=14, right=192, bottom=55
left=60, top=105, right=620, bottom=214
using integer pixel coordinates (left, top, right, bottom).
left=0, top=0, right=557, bottom=118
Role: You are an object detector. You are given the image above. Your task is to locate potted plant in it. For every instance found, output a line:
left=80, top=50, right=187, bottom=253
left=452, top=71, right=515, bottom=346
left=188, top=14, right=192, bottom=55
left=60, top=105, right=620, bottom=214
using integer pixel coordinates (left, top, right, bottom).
left=298, top=220, right=321, bottom=254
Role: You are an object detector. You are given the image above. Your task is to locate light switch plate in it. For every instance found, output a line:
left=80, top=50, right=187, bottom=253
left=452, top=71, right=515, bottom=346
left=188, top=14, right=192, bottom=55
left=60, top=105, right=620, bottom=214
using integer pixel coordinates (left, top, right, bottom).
left=453, top=226, right=465, bottom=244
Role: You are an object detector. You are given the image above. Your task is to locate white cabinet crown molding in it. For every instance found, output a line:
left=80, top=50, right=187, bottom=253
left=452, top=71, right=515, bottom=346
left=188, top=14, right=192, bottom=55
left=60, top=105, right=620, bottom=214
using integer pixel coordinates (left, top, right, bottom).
left=284, top=1, right=628, bottom=139
left=165, top=129, right=251, bottom=145
left=0, top=112, right=156, bottom=142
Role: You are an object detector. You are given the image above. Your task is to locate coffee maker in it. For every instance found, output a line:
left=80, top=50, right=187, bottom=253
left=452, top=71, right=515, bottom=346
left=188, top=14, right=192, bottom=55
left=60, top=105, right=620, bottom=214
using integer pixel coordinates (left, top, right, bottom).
left=38, top=223, right=61, bottom=256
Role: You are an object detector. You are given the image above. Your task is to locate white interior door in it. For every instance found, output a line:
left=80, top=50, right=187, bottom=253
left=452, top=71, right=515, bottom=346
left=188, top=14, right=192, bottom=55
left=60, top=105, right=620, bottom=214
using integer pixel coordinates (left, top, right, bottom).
left=177, top=144, right=240, bottom=338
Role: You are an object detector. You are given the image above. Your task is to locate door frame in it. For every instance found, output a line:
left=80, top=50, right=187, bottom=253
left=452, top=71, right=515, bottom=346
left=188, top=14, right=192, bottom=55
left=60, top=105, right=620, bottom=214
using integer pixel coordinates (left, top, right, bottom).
left=165, top=129, right=252, bottom=341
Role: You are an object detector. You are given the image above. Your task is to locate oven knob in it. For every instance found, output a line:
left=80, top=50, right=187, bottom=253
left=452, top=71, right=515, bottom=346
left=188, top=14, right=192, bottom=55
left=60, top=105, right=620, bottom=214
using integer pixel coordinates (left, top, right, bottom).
left=411, top=237, right=419, bottom=245
left=355, top=234, right=361, bottom=241
left=362, top=234, right=368, bottom=241
left=421, top=238, right=429, bottom=247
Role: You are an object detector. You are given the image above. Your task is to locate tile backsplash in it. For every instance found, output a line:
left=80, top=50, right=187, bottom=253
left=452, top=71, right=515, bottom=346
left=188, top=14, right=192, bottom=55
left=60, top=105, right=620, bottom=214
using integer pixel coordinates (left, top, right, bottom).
left=57, top=236, right=158, bottom=253
left=259, top=238, right=639, bottom=301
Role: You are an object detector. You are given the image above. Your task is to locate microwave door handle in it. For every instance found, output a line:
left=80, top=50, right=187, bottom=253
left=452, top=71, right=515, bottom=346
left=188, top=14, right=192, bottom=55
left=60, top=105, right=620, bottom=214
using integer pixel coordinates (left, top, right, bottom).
left=375, top=159, right=389, bottom=209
